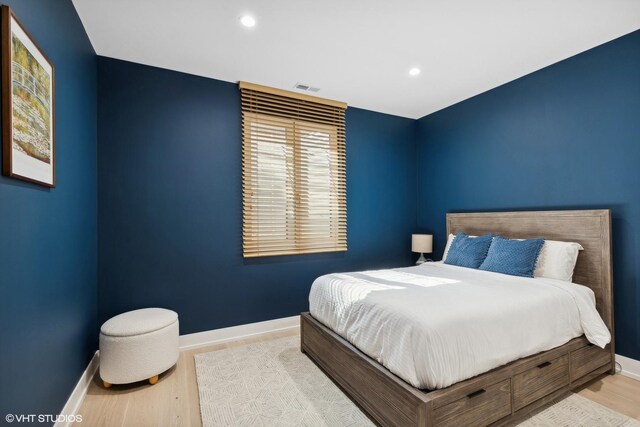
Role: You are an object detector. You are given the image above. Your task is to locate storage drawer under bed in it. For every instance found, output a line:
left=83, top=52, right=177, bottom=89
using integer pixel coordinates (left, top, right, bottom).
left=433, top=379, right=511, bottom=427
left=571, top=344, right=611, bottom=381
left=513, top=354, right=569, bottom=411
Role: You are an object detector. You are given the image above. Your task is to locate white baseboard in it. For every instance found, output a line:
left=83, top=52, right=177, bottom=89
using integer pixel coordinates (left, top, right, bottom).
left=55, top=315, right=300, bottom=425
left=178, top=315, right=300, bottom=350
left=54, top=351, right=99, bottom=427
left=616, top=353, right=640, bottom=381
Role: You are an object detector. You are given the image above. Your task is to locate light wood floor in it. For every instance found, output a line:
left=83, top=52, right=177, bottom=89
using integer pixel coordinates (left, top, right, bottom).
left=78, top=328, right=640, bottom=426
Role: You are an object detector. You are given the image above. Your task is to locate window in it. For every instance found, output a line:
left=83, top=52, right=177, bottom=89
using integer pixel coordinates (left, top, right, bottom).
left=240, top=82, right=347, bottom=257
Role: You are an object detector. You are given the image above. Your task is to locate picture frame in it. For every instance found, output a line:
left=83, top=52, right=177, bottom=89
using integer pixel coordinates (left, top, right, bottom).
left=1, top=5, right=55, bottom=187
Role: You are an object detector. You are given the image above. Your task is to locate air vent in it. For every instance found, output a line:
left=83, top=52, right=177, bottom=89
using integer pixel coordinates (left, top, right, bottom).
left=294, top=83, right=320, bottom=93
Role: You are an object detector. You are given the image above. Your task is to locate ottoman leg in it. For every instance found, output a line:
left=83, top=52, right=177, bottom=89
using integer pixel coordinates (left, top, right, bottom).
left=103, top=380, right=112, bottom=389
left=149, top=375, right=159, bottom=385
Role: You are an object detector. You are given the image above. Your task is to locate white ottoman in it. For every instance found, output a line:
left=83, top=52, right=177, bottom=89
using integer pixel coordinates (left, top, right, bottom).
left=99, top=308, right=179, bottom=388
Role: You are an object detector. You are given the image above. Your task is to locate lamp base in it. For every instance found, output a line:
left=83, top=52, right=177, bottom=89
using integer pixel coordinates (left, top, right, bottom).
left=416, top=253, right=434, bottom=265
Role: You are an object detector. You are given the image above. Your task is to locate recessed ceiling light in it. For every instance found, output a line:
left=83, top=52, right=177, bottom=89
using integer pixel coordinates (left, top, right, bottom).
left=240, top=15, right=256, bottom=28
left=409, top=67, right=421, bottom=76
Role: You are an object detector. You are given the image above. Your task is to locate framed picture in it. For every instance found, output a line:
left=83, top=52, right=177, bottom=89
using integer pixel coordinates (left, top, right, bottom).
left=1, top=5, right=55, bottom=187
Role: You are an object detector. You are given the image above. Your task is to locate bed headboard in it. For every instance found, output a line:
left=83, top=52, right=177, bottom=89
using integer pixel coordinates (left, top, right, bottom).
left=446, top=210, right=614, bottom=337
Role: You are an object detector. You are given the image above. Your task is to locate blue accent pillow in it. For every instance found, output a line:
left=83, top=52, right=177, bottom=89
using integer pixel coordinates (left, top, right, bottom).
left=444, top=233, right=493, bottom=268
left=479, top=236, right=545, bottom=277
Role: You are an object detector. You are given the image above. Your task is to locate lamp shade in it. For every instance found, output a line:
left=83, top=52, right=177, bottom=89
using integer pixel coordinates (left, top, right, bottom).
left=412, top=234, right=433, bottom=253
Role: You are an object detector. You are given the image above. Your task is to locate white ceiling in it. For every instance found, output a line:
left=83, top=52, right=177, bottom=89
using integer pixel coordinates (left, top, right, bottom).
left=73, top=0, right=640, bottom=119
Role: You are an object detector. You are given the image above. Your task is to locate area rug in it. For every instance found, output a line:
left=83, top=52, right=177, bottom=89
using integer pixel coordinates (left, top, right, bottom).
left=195, top=335, right=639, bottom=427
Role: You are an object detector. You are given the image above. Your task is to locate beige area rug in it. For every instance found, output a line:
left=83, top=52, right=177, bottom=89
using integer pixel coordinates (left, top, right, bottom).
left=195, top=336, right=639, bottom=427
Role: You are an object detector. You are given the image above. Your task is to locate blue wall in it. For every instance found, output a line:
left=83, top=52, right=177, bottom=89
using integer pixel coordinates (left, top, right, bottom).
left=97, top=57, right=416, bottom=334
left=0, top=0, right=97, bottom=421
left=416, top=30, right=640, bottom=360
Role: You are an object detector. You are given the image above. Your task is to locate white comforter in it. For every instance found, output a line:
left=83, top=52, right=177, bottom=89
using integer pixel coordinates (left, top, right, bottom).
left=309, top=262, right=610, bottom=390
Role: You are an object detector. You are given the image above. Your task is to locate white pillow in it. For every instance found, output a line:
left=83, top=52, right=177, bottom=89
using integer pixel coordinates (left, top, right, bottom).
left=533, top=240, right=584, bottom=282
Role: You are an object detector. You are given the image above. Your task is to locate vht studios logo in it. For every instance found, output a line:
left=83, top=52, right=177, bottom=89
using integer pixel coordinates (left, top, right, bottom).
left=5, top=414, right=83, bottom=423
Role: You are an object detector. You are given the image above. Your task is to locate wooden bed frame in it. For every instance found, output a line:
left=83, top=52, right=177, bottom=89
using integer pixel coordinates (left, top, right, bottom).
left=301, top=210, right=614, bottom=427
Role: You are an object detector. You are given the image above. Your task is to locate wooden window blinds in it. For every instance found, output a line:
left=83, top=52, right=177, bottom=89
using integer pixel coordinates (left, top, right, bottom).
left=240, top=82, right=347, bottom=257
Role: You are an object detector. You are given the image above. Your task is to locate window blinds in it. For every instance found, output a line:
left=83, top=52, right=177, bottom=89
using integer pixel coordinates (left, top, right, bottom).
left=240, top=82, right=347, bottom=257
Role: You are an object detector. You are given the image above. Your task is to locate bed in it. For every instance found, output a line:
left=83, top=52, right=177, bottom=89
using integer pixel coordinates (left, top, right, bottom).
left=300, top=210, right=614, bottom=427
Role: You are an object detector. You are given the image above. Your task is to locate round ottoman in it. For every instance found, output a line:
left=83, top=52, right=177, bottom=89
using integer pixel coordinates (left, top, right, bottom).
left=99, top=308, right=179, bottom=388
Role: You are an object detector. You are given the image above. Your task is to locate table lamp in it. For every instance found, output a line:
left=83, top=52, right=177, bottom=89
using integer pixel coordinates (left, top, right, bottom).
left=412, top=234, right=433, bottom=265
